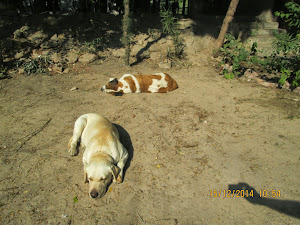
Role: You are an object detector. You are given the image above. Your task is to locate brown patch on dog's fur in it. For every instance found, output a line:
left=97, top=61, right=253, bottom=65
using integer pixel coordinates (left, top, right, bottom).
left=135, top=74, right=163, bottom=93
left=157, top=73, right=178, bottom=93
left=106, top=79, right=123, bottom=91
left=123, top=76, right=136, bottom=92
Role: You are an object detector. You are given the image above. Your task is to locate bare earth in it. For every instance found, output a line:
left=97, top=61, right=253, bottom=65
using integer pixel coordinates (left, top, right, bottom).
left=0, top=57, right=299, bottom=224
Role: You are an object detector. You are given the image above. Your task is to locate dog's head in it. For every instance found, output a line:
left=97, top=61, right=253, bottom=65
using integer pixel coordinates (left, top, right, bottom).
left=85, top=155, right=120, bottom=199
left=101, top=78, right=123, bottom=96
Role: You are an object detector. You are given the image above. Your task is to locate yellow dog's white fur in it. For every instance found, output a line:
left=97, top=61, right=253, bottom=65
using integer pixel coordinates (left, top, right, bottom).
left=68, top=113, right=128, bottom=199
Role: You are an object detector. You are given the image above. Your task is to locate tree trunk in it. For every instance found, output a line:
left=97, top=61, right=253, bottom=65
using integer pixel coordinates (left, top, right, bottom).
left=123, top=0, right=131, bottom=66
left=182, top=0, right=186, bottom=16
left=152, top=0, right=156, bottom=13
left=214, top=0, right=239, bottom=57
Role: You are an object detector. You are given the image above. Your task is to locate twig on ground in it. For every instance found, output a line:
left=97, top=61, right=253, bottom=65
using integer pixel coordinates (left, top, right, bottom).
left=138, top=212, right=146, bottom=224
left=15, top=118, right=52, bottom=151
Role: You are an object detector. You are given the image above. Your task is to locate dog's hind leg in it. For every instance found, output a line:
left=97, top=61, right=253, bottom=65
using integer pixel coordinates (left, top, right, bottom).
left=68, top=115, right=87, bottom=156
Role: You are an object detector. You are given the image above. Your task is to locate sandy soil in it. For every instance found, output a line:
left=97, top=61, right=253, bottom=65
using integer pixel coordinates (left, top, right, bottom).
left=0, top=57, right=299, bottom=224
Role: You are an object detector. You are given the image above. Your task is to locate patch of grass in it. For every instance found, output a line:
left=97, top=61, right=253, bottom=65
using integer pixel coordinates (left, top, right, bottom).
left=73, top=196, right=78, bottom=203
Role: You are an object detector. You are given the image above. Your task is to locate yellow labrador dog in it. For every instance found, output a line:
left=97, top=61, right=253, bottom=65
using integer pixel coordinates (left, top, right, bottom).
left=68, top=113, right=128, bottom=199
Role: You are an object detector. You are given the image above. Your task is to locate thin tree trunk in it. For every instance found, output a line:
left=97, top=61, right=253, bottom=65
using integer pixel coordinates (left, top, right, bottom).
left=182, top=0, right=186, bottom=16
left=213, top=0, right=239, bottom=57
left=123, top=0, right=131, bottom=66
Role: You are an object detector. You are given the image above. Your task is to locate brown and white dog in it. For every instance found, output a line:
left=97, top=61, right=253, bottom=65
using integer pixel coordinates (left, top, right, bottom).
left=68, top=113, right=128, bottom=199
left=101, top=73, right=178, bottom=95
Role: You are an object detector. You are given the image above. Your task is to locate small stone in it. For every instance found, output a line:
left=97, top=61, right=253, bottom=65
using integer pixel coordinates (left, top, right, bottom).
left=63, top=68, right=70, bottom=73
left=78, top=53, right=98, bottom=63
left=27, top=31, right=48, bottom=43
left=150, top=52, right=161, bottom=61
left=111, top=48, right=125, bottom=58
left=52, top=64, right=63, bottom=73
left=220, top=63, right=233, bottom=73
left=243, top=69, right=258, bottom=79
left=31, top=49, right=41, bottom=59
left=18, top=68, right=25, bottom=74
left=50, top=34, right=58, bottom=41
left=158, top=61, right=172, bottom=69
left=15, top=51, right=26, bottom=59
left=293, top=86, right=300, bottom=94
left=57, top=34, right=66, bottom=40
left=65, top=52, right=78, bottom=64
left=50, top=52, right=62, bottom=63
left=282, top=81, right=290, bottom=90
left=70, top=87, right=78, bottom=91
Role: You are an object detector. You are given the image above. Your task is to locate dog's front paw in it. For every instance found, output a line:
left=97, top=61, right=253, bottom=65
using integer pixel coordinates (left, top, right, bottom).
left=116, top=175, right=123, bottom=183
left=68, top=147, right=78, bottom=156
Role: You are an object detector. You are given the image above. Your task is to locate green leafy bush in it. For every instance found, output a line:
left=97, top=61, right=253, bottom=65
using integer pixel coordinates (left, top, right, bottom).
left=218, top=1, right=300, bottom=88
left=275, top=1, right=300, bottom=35
left=18, top=56, right=53, bottom=75
left=265, top=1, right=300, bottom=88
left=219, top=34, right=259, bottom=77
left=160, top=7, right=185, bottom=59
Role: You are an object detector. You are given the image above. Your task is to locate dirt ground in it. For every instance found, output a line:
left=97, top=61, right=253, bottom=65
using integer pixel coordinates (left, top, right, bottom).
left=0, top=56, right=300, bottom=225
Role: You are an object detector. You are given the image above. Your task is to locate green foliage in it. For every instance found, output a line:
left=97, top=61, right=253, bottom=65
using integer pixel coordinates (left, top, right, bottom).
left=275, top=1, right=300, bottom=34
left=268, top=1, right=300, bottom=88
left=84, top=37, right=103, bottom=50
left=272, top=31, right=300, bottom=55
left=18, top=56, right=53, bottom=75
left=219, top=34, right=259, bottom=76
left=263, top=30, right=300, bottom=87
left=160, top=8, right=180, bottom=36
left=160, top=7, right=185, bottom=59
left=223, top=70, right=234, bottom=80
left=147, top=28, right=161, bottom=39
left=73, top=196, right=78, bottom=203
left=292, top=70, right=300, bottom=87
left=0, top=65, right=9, bottom=79
left=278, top=68, right=290, bottom=86
left=219, top=32, right=300, bottom=88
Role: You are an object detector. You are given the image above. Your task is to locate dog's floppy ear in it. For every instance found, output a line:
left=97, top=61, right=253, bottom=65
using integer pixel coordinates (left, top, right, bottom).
left=84, top=171, right=88, bottom=184
left=110, top=165, right=120, bottom=182
left=109, top=78, right=118, bottom=85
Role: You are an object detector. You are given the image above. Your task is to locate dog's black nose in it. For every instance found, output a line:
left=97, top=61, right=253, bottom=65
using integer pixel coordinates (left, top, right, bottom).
left=90, top=190, right=98, bottom=198
left=101, top=87, right=104, bottom=92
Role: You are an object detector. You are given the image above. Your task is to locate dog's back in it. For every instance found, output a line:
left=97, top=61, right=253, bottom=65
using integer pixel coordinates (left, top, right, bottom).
left=68, top=114, right=120, bottom=158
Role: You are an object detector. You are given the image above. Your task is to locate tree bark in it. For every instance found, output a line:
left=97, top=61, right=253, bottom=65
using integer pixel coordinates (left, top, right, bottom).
left=182, top=0, right=186, bottom=16
left=214, top=0, right=239, bottom=57
left=123, top=0, right=131, bottom=66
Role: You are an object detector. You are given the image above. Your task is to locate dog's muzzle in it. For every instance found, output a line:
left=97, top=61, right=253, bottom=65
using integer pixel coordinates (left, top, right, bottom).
left=101, top=86, right=105, bottom=92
